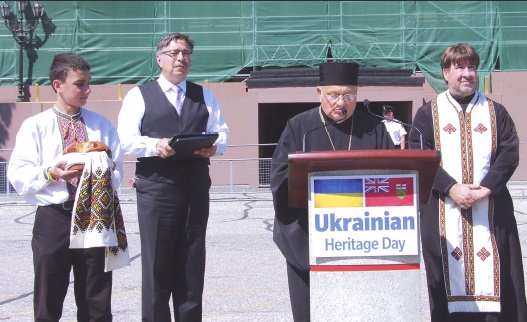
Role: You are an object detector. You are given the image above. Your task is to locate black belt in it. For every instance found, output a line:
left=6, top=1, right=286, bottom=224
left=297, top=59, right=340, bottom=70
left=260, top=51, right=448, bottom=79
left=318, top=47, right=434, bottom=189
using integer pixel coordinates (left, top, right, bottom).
left=46, top=200, right=75, bottom=211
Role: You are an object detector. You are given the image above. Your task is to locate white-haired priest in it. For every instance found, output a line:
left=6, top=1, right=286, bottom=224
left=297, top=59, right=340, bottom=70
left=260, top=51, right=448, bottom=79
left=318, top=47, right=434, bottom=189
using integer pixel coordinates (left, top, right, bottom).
left=270, top=61, right=395, bottom=321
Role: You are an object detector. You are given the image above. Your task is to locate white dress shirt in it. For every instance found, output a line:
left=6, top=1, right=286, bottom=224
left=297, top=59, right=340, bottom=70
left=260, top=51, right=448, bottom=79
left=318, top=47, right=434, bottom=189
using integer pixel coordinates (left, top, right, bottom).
left=117, top=74, right=229, bottom=157
left=7, top=108, right=123, bottom=206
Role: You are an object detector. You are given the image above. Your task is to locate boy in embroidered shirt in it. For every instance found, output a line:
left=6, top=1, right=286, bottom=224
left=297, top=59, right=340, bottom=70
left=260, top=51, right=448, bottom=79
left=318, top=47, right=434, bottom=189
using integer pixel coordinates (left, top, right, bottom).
left=8, top=53, right=125, bottom=321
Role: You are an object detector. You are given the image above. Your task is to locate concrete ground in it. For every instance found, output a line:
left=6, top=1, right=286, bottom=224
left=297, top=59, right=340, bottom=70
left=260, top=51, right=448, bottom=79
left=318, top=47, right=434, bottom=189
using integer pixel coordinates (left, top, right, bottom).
left=0, top=189, right=526, bottom=321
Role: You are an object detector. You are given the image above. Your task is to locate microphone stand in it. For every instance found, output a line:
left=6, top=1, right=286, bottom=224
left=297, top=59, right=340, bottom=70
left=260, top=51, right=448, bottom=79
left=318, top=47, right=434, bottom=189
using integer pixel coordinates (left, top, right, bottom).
left=363, top=99, right=423, bottom=150
left=302, top=107, right=347, bottom=152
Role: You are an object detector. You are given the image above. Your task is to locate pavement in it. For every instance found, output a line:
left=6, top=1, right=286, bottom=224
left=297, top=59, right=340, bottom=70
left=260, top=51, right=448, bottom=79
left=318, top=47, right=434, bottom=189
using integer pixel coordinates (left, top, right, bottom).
left=0, top=189, right=526, bottom=322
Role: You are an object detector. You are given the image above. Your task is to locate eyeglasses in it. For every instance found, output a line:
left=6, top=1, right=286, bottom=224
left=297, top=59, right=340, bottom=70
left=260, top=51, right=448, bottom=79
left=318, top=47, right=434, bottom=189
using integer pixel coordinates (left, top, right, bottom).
left=324, top=92, right=357, bottom=103
left=161, top=49, right=193, bottom=59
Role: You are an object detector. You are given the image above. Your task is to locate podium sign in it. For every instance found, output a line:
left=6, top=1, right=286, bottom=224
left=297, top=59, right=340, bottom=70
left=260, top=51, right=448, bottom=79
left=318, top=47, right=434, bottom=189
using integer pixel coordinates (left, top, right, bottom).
left=309, top=174, right=418, bottom=258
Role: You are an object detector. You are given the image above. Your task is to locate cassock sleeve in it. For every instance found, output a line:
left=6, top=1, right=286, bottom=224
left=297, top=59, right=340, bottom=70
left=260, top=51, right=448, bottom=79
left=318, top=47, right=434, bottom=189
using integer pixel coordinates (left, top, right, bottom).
left=270, top=119, right=311, bottom=269
left=409, top=103, right=457, bottom=194
left=479, top=102, right=519, bottom=194
left=271, top=121, right=301, bottom=217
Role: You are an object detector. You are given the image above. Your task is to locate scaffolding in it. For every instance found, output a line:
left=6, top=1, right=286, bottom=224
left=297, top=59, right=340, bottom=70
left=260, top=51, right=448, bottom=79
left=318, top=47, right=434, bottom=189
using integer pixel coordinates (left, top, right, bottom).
left=0, top=1, right=526, bottom=93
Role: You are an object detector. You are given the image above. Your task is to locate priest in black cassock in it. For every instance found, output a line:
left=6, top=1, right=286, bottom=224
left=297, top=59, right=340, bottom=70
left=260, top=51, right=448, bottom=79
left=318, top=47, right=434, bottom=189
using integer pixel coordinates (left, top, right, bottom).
left=409, top=43, right=527, bottom=321
left=270, top=62, right=394, bottom=321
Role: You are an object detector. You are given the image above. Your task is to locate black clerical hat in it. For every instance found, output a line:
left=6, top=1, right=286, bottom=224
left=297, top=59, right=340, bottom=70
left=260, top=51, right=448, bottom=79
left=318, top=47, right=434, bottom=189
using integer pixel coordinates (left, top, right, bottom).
left=382, top=105, right=395, bottom=113
left=319, top=62, right=359, bottom=86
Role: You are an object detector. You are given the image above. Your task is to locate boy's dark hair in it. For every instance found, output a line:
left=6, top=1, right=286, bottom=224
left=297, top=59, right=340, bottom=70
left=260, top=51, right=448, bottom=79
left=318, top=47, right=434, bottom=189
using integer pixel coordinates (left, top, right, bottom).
left=49, top=53, right=90, bottom=92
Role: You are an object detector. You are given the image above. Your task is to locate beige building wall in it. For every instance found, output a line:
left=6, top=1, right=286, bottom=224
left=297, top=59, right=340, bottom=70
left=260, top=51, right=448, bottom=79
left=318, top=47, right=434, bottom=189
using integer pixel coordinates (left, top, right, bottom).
left=1, top=71, right=526, bottom=185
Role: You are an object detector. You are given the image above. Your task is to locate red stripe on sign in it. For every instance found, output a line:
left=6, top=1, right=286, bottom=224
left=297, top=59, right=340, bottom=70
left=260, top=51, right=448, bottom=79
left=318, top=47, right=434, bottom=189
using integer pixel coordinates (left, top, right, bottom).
left=310, top=263, right=420, bottom=272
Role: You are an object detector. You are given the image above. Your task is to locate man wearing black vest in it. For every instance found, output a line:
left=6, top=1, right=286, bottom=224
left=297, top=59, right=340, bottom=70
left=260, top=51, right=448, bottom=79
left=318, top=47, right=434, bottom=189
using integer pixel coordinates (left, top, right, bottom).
left=117, top=33, right=229, bottom=321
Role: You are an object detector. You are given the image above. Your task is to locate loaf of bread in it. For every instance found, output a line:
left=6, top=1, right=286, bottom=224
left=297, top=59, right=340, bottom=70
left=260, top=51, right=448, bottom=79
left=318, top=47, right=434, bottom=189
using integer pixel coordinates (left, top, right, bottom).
left=63, top=141, right=112, bottom=171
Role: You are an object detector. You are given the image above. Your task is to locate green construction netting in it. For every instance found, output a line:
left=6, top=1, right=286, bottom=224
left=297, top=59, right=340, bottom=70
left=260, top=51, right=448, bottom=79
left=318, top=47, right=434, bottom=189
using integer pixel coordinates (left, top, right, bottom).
left=0, top=1, right=526, bottom=93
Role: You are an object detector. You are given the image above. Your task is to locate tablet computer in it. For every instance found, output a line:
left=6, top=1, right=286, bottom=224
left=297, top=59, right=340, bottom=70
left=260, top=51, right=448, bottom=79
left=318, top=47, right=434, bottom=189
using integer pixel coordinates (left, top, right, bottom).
left=168, top=133, right=219, bottom=156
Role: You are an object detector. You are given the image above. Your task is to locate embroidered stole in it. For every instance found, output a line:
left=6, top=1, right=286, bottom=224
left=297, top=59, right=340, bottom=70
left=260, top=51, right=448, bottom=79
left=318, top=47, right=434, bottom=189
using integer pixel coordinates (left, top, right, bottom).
left=70, top=152, right=131, bottom=271
left=432, top=91, right=500, bottom=312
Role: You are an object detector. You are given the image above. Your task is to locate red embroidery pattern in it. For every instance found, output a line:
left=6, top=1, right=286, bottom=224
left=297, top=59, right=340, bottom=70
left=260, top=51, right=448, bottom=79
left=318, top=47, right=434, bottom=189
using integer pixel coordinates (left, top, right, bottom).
left=443, top=123, right=457, bottom=134
left=448, top=295, right=500, bottom=303
left=451, top=247, right=463, bottom=260
left=434, top=99, right=452, bottom=295
left=462, top=208, right=475, bottom=295
left=488, top=100, right=497, bottom=163
left=72, top=166, right=129, bottom=255
left=58, top=116, right=88, bottom=147
left=109, top=198, right=128, bottom=256
left=477, top=247, right=491, bottom=261
left=432, top=99, right=442, bottom=156
left=486, top=101, right=498, bottom=293
left=462, top=105, right=475, bottom=295
left=474, top=123, right=488, bottom=133
left=73, top=168, right=115, bottom=234
left=459, top=109, right=470, bottom=186
left=488, top=198, right=500, bottom=296
left=56, top=114, right=88, bottom=198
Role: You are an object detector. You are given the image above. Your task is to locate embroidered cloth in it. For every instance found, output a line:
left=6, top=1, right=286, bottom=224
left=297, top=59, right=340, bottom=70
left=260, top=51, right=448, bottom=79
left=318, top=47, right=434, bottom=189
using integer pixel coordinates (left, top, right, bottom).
left=70, top=151, right=130, bottom=271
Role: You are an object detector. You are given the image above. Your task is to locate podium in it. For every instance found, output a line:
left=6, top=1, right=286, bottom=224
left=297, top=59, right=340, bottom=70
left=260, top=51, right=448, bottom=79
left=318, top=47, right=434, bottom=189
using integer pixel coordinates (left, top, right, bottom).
left=287, top=150, right=440, bottom=321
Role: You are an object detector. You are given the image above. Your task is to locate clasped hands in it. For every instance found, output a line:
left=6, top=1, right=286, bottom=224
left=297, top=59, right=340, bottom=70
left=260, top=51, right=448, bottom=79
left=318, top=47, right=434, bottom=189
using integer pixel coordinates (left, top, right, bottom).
left=156, top=138, right=217, bottom=159
left=447, top=183, right=492, bottom=209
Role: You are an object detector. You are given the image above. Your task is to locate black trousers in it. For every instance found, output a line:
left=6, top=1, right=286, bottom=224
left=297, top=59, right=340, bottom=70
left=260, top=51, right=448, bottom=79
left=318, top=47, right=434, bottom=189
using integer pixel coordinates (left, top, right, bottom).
left=33, top=203, right=112, bottom=322
left=136, top=167, right=211, bottom=322
left=286, top=261, right=310, bottom=322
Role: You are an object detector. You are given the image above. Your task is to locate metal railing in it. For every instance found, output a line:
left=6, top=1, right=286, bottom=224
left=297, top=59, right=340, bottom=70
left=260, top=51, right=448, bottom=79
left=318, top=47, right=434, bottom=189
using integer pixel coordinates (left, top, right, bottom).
left=0, top=144, right=276, bottom=198
left=2, top=143, right=527, bottom=199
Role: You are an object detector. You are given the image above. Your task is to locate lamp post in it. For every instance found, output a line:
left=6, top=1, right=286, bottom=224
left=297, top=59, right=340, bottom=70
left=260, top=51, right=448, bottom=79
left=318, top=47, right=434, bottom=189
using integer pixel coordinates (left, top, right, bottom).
left=1, top=1, right=43, bottom=102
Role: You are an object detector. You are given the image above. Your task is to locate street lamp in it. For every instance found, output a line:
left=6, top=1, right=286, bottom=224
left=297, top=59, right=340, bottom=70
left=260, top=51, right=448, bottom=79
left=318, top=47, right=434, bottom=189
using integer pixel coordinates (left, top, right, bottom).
left=1, top=1, right=43, bottom=102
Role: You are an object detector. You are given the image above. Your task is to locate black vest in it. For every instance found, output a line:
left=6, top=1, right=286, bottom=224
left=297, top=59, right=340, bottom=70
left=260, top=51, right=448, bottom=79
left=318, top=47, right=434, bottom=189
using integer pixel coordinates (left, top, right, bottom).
left=136, top=80, right=209, bottom=181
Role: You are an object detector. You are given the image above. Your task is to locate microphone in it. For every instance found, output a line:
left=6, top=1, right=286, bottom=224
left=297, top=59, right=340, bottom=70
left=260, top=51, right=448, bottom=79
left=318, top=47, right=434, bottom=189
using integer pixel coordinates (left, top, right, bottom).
left=302, top=107, right=347, bottom=152
left=363, top=99, right=423, bottom=150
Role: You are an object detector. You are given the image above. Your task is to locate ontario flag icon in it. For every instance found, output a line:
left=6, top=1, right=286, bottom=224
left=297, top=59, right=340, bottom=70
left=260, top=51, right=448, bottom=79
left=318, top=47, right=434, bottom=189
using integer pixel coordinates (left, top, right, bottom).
left=364, top=177, right=414, bottom=207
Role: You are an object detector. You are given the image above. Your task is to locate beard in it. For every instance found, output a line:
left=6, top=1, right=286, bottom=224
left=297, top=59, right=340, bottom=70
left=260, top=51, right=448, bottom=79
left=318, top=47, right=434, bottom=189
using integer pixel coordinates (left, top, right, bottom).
left=453, top=81, right=477, bottom=97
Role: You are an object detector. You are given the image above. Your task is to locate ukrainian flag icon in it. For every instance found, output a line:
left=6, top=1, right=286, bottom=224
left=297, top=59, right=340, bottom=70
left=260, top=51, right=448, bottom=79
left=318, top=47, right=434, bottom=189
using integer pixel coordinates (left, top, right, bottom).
left=313, top=178, right=363, bottom=208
